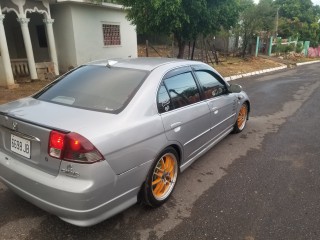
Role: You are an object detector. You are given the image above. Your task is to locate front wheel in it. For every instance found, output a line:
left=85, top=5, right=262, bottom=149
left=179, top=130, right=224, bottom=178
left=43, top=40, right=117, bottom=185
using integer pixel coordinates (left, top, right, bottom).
left=143, top=147, right=179, bottom=207
left=233, top=103, right=248, bottom=133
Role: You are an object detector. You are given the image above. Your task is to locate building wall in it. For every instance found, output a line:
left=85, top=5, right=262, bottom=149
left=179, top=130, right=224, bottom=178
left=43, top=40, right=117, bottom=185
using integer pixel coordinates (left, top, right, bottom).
left=70, top=3, right=137, bottom=65
left=51, top=3, right=137, bottom=72
left=51, top=4, right=77, bottom=72
left=27, top=12, right=50, bottom=62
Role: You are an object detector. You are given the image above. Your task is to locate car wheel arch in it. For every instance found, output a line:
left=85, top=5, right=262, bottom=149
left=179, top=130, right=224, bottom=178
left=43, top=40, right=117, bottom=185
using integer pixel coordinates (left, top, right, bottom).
left=168, top=144, right=182, bottom=166
left=244, top=100, right=250, bottom=119
left=137, top=143, right=182, bottom=203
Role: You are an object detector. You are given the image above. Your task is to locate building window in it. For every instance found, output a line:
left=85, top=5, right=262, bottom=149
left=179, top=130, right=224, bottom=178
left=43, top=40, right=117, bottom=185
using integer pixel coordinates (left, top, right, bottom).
left=102, top=24, right=121, bottom=46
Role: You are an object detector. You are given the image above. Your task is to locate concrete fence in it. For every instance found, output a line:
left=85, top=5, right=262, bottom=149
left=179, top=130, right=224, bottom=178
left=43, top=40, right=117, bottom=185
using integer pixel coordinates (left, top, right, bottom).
left=308, top=47, right=320, bottom=57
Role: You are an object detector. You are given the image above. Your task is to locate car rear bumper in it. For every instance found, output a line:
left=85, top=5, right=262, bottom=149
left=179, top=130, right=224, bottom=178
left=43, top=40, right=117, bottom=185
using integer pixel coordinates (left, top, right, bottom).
left=0, top=151, right=151, bottom=226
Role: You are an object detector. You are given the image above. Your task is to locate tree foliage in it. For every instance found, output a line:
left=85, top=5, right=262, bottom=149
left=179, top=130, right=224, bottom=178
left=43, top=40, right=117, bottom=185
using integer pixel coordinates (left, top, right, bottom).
left=234, top=0, right=261, bottom=57
left=118, top=0, right=239, bottom=58
left=234, top=0, right=320, bottom=56
left=95, top=0, right=320, bottom=57
left=275, top=0, right=320, bottom=46
left=256, top=0, right=277, bottom=33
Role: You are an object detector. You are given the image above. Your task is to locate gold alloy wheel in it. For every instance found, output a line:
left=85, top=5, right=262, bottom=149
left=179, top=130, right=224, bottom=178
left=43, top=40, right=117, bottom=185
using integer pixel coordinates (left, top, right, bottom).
left=237, top=104, right=248, bottom=131
left=151, top=153, right=178, bottom=201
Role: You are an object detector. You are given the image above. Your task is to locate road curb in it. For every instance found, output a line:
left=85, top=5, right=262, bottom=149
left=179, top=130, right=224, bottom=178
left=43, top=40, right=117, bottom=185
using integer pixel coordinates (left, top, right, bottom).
left=225, top=65, right=287, bottom=82
left=225, top=59, right=320, bottom=82
left=296, top=60, right=320, bottom=66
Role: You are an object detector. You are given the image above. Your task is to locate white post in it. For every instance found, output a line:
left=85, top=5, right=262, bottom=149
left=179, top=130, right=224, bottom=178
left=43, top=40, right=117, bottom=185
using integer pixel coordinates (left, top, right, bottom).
left=0, top=14, right=15, bottom=87
left=17, top=17, right=38, bottom=80
left=43, top=18, right=59, bottom=75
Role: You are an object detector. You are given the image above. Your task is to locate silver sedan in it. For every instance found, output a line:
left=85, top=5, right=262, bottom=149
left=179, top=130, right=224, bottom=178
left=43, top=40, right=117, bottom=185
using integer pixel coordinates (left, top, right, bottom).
left=0, top=58, right=250, bottom=226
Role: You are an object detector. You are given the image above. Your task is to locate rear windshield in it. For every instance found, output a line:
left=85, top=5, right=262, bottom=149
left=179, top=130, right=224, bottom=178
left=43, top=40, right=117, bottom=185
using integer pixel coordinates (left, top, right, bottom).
left=34, top=65, right=149, bottom=113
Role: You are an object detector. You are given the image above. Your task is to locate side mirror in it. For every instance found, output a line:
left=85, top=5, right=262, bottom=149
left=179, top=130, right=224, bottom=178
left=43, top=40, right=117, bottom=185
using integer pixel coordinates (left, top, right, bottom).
left=228, top=84, right=242, bottom=93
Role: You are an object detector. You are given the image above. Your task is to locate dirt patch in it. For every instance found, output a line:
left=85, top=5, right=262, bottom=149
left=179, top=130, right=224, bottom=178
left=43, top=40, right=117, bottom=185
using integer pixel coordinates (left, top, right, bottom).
left=213, top=57, right=282, bottom=77
left=0, top=80, right=51, bottom=105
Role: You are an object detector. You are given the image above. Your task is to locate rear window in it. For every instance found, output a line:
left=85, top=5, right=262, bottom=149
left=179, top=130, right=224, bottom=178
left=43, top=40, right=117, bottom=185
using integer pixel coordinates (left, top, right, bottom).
left=34, top=65, right=148, bottom=113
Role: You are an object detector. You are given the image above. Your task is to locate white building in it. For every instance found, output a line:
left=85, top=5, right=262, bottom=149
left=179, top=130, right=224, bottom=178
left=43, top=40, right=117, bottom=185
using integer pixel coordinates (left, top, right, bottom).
left=0, top=0, right=138, bottom=88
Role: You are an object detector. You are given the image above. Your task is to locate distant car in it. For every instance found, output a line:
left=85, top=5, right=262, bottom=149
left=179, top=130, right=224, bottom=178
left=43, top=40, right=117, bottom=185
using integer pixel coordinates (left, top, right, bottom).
left=0, top=58, right=250, bottom=226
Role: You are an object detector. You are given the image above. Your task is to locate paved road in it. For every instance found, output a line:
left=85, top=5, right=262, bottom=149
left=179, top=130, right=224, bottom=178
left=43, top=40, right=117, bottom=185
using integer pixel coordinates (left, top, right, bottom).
left=1, top=63, right=320, bottom=240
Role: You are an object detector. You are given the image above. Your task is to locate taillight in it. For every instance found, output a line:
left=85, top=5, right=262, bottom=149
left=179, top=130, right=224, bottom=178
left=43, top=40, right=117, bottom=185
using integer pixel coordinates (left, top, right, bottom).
left=49, top=130, right=104, bottom=163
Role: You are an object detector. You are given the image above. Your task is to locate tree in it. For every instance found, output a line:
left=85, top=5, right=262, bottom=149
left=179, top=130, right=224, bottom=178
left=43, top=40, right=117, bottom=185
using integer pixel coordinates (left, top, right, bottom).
left=275, top=0, right=320, bottom=46
left=118, top=0, right=239, bottom=58
left=256, top=0, right=277, bottom=34
left=235, top=0, right=261, bottom=57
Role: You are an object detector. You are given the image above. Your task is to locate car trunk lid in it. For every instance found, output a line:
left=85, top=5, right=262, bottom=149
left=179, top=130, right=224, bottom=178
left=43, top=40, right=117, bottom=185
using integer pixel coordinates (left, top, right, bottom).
left=0, top=98, right=117, bottom=176
left=0, top=113, right=62, bottom=176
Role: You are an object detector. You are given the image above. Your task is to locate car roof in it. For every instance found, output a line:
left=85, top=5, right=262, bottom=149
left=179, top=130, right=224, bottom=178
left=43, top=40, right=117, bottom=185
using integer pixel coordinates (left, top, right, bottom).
left=86, top=57, right=199, bottom=71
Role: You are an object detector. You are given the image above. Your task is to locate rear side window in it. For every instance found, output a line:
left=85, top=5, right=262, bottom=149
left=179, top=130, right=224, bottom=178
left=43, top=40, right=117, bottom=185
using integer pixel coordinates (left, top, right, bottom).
left=163, top=72, right=200, bottom=110
left=195, top=71, right=227, bottom=99
left=157, top=83, right=172, bottom=113
left=34, top=65, right=148, bottom=113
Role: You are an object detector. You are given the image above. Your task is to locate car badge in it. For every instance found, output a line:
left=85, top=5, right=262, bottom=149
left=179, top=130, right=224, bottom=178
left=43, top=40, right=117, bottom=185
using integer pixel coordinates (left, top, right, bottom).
left=12, top=122, right=18, bottom=131
left=61, top=164, right=80, bottom=178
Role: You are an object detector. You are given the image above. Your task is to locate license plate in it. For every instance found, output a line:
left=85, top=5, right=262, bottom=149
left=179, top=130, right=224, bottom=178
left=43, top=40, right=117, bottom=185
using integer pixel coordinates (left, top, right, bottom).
left=11, top=134, right=31, bottom=158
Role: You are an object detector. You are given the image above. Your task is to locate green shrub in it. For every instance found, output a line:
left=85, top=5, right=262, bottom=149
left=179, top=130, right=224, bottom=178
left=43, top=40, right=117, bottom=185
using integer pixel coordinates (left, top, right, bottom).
left=295, top=42, right=304, bottom=53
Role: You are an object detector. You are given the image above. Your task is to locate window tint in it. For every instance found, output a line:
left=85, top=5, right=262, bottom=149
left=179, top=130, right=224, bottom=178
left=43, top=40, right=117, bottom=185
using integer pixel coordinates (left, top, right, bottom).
left=35, top=65, right=148, bottom=113
left=195, top=71, right=227, bottom=99
left=157, top=83, right=172, bottom=113
left=164, top=72, right=200, bottom=109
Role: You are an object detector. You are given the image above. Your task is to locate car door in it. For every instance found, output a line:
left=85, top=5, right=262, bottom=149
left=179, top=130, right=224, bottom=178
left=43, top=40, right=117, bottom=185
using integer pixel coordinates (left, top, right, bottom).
left=158, top=67, right=212, bottom=163
left=193, top=68, right=237, bottom=140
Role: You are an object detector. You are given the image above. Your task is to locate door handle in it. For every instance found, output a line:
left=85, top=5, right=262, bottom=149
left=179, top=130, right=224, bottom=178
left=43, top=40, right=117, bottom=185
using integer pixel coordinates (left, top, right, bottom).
left=170, top=122, right=182, bottom=129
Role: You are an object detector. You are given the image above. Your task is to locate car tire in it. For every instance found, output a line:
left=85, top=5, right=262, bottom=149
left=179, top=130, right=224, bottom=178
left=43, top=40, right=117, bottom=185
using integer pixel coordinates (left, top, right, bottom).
left=143, top=147, right=179, bottom=207
left=233, top=103, right=248, bottom=133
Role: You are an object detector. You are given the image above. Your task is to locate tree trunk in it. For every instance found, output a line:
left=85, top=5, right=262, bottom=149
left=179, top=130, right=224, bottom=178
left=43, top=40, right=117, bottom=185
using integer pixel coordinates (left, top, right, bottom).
left=204, top=40, right=208, bottom=63
left=171, top=35, right=175, bottom=58
left=242, top=44, right=247, bottom=58
left=146, top=40, right=149, bottom=57
left=242, top=32, right=248, bottom=58
left=201, top=35, right=204, bottom=61
left=191, top=40, right=196, bottom=60
left=208, top=41, right=219, bottom=65
left=176, top=38, right=186, bottom=59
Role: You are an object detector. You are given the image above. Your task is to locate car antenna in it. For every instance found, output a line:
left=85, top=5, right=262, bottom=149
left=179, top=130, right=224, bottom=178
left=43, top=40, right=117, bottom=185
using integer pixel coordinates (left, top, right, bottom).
left=106, top=60, right=118, bottom=68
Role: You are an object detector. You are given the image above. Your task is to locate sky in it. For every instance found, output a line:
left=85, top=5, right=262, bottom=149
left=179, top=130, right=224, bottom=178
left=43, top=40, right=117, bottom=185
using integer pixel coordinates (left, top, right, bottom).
left=254, top=0, right=320, bottom=5
left=313, top=0, right=320, bottom=5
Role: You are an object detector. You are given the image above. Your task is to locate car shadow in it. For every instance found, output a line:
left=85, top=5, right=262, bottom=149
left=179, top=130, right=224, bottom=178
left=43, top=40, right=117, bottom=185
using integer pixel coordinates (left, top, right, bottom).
left=24, top=202, right=172, bottom=240
left=0, top=188, right=45, bottom=229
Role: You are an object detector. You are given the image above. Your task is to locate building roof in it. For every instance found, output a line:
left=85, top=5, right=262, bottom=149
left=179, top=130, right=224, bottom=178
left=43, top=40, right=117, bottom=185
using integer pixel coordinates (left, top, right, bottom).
left=54, top=0, right=123, bottom=10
